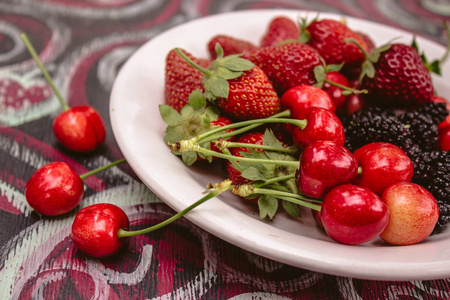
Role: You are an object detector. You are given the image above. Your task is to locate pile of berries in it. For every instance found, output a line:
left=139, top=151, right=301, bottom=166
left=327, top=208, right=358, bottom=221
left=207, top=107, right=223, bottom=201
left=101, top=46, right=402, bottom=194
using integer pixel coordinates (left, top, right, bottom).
left=23, top=15, right=450, bottom=258
left=161, top=15, right=450, bottom=247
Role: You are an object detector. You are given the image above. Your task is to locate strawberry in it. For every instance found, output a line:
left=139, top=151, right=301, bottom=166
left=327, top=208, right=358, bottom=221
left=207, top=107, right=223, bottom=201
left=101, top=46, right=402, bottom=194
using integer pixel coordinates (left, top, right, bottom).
left=207, top=35, right=258, bottom=59
left=260, top=16, right=300, bottom=47
left=249, top=42, right=323, bottom=95
left=216, top=66, right=280, bottom=120
left=301, top=19, right=368, bottom=75
left=164, top=48, right=211, bottom=112
left=360, top=43, right=434, bottom=106
left=175, top=44, right=280, bottom=120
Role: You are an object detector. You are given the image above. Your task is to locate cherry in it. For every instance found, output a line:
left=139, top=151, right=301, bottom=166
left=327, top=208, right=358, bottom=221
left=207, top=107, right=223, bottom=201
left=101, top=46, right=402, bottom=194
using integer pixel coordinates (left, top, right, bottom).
left=296, top=140, right=358, bottom=198
left=353, top=142, right=413, bottom=196
left=25, top=162, right=84, bottom=216
left=71, top=180, right=232, bottom=257
left=53, top=105, right=106, bottom=152
left=21, top=33, right=106, bottom=152
left=71, top=203, right=130, bottom=258
left=280, top=85, right=335, bottom=117
left=344, top=93, right=367, bottom=116
left=439, top=126, right=450, bottom=151
left=321, top=184, right=390, bottom=245
left=292, top=107, right=345, bottom=150
left=380, top=182, right=439, bottom=245
left=280, top=85, right=335, bottom=135
left=25, top=159, right=126, bottom=216
left=322, top=72, right=350, bottom=115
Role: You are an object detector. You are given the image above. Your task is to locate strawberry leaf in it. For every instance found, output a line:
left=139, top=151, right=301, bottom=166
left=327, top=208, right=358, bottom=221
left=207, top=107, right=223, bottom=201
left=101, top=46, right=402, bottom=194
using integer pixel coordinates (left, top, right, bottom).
left=182, top=151, right=198, bottom=166
left=159, top=104, right=182, bottom=126
left=258, top=195, right=278, bottom=219
left=189, top=89, right=207, bottom=110
left=282, top=200, right=301, bottom=218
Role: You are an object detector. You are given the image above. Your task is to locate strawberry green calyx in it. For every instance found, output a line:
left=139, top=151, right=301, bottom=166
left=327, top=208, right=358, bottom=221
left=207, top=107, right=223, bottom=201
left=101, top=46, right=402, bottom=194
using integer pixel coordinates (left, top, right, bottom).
left=345, top=37, right=392, bottom=81
left=412, top=21, right=450, bottom=75
left=175, top=44, right=254, bottom=101
left=159, top=89, right=222, bottom=165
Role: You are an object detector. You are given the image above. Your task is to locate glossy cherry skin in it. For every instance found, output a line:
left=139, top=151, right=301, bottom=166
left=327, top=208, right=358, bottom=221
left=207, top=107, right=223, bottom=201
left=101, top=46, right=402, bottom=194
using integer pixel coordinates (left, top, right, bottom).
left=353, top=142, right=413, bottom=196
left=292, top=107, right=345, bottom=150
left=281, top=85, right=335, bottom=118
left=53, top=105, right=106, bottom=152
left=296, top=140, right=358, bottom=198
left=380, top=182, right=439, bottom=245
left=322, top=72, right=350, bottom=115
left=71, top=203, right=130, bottom=258
left=321, top=184, right=390, bottom=245
left=439, top=127, right=450, bottom=151
left=25, top=162, right=84, bottom=216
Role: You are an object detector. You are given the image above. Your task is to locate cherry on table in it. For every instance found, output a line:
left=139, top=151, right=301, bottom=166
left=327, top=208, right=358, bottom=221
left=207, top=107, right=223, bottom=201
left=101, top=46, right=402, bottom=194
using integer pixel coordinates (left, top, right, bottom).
left=25, top=161, right=84, bottom=216
left=20, top=33, right=106, bottom=153
left=25, top=159, right=126, bottom=216
left=71, top=203, right=130, bottom=258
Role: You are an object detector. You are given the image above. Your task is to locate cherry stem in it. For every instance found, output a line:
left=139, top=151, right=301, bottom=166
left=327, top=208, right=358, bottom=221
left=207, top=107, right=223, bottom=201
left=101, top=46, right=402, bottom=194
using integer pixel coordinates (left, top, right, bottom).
left=20, top=33, right=70, bottom=111
left=323, top=79, right=368, bottom=95
left=193, top=110, right=304, bottom=145
left=79, top=158, right=127, bottom=180
left=172, top=142, right=300, bottom=169
left=117, top=180, right=232, bottom=238
left=345, top=37, right=370, bottom=58
left=217, top=140, right=298, bottom=155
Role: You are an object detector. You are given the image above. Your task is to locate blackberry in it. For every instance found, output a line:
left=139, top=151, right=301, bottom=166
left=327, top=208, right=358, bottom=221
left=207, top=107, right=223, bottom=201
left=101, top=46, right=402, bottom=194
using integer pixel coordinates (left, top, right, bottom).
left=415, top=101, right=449, bottom=125
left=343, top=106, right=407, bottom=152
left=412, top=151, right=450, bottom=234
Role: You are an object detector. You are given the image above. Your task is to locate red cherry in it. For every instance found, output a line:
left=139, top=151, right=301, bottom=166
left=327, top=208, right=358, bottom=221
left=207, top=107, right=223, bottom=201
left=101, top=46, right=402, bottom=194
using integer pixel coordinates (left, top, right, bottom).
left=439, top=127, right=450, bottom=151
left=322, top=72, right=350, bottom=115
left=296, top=140, right=358, bottom=198
left=281, top=85, right=335, bottom=118
left=380, top=182, right=439, bottom=245
left=353, top=142, right=413, bottom=196
left=25, top=162, right=84, bottom=216
left=321, top=184, right=390, bottom=245
left=292, top=107, right=345, bottom=150
left=344, top=93, right=367, bottom=116
left=71, top=203, right=130, bottom=258
left=53, top=105, right=106, bottom=152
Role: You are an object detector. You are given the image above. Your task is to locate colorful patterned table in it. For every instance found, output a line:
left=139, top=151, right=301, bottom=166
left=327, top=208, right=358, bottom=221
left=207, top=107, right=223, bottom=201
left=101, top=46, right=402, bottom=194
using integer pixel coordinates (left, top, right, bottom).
left=1, top=0, right=450, bottom=299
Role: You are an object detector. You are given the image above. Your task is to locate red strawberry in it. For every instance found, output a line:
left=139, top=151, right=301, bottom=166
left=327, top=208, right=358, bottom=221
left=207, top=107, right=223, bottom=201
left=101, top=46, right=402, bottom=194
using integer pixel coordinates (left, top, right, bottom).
left=216, top=66, right=280, bottom=120
left=207, top=35, right=257, bottom=60
left=302, top=19, right=368, bottom=74
left=260, top=16, right=300, bottom=47
left=360, top=43, right=434, bottom=106
left=249, top=42, right=323, bottom=95
left=227, top=132, right=264, bottom=204
left=174, top=45, right=280, bottom=120
left=164, top=48, right=211, bottom=112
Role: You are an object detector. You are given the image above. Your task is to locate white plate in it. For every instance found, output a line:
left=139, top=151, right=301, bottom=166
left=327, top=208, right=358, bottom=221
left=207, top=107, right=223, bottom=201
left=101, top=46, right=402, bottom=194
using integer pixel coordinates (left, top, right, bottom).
left=110, top=9, right=450, bottom=280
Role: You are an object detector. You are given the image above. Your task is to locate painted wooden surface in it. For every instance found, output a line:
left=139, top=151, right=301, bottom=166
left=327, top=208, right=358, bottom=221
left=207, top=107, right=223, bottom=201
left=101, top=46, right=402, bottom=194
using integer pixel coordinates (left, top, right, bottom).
left=1, top=0, right=450, bottom=299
